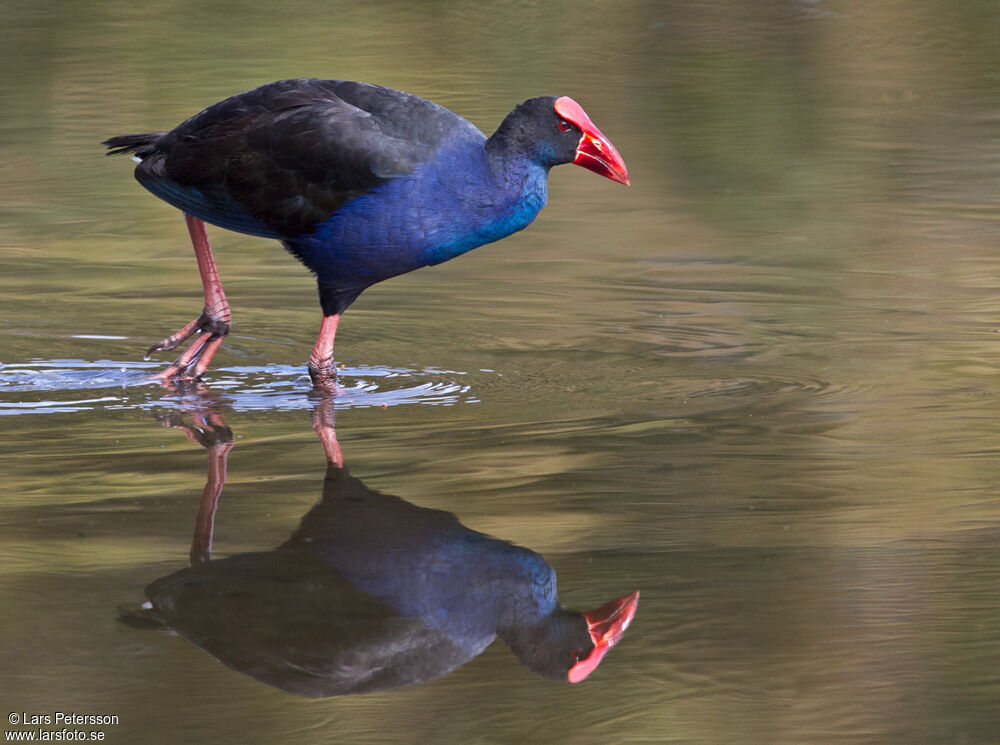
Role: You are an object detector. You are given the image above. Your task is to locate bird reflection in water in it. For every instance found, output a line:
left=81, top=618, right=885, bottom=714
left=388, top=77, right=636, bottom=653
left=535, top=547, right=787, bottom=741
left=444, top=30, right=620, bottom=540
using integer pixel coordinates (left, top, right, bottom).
left=123, top=392, right=638, bottom=697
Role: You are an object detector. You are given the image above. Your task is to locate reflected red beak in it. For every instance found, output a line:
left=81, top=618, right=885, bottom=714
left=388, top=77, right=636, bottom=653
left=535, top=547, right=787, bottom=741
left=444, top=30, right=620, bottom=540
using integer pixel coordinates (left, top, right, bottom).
left=568, top=590, right=639, bottom=683
left=555, top=96, right=630, bottom=186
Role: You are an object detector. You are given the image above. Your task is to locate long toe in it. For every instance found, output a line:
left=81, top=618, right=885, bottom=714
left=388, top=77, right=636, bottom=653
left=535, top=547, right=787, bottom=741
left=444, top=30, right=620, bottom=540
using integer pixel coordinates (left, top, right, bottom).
left=146, top=315, right=206, bottom=358
left=154, top=330, right=225, bottom=382
left=147, top=309, right=231, bottom=358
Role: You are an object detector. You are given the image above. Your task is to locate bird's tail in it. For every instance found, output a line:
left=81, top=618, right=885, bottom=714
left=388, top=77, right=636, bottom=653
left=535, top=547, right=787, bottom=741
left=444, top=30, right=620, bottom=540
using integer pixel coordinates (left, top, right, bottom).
left=102, top=132, right=166, bottom=159
left=117, top=603, right=171, bottom=631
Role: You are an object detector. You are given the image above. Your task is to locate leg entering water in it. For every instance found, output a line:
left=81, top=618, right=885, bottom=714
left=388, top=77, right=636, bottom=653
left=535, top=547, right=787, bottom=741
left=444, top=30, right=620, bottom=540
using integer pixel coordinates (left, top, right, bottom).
left=307, top=314, right=341, bottom=392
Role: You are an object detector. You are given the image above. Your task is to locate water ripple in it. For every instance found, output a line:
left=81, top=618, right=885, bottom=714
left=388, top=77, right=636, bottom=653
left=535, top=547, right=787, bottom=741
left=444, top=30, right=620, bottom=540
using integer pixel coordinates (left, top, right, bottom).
left=0, top=359, right=479, bottom=415
left=685, top=374, right=850, bottom=400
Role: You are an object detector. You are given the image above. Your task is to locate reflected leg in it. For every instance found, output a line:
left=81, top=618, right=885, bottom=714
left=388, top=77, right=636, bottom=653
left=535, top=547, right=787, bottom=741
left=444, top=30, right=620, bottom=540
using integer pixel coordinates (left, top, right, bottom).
left=310, top=393, right=343, bottom=467
left=159, top=406, right=234, bottom=564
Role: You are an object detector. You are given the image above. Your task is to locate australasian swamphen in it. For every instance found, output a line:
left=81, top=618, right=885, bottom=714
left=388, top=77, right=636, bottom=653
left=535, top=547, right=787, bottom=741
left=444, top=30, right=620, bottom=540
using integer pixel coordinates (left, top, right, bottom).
left=122, top=404, right=638, bottom=695
left=104, top=78, right=629, bottom=389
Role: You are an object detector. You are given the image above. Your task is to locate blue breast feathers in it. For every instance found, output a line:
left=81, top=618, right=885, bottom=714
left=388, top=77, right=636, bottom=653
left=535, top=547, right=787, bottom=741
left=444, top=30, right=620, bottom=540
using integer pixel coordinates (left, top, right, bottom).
left=293, top=139, right=550, bottom=287
left=305, top=527, right=558, bottom=644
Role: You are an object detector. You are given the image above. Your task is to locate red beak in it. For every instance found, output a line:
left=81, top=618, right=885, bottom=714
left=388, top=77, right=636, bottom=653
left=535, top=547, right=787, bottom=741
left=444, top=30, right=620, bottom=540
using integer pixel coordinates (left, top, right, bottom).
left=554, top=96, right=630, bottom=186
left=568, top=590, right=639, bottom=683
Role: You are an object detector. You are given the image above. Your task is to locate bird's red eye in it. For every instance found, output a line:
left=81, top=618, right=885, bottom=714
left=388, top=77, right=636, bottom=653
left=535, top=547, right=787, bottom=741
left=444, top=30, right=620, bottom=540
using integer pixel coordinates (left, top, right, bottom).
left=558, top=120, right=572, bottom=132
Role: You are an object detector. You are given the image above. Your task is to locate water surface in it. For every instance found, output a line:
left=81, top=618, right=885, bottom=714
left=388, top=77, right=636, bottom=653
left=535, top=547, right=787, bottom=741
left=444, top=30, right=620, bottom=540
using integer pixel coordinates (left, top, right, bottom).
left=3, top=1, right=1000, bottom=743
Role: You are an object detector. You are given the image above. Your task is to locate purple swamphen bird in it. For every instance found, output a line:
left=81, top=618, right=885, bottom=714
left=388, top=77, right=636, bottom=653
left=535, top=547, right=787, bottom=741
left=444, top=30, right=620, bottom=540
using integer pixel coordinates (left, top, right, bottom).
left=104, top=79, right=629, bottom=389
left=123, top=465, right=639, bottom=694
left=121, top=399, right=638, bottom=695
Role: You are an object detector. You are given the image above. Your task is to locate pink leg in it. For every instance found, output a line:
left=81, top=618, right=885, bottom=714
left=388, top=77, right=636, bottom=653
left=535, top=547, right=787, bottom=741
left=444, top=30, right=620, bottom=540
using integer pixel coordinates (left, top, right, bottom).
left=158, top=406, right=233, bottom=564
left=307, top=314, right=340, bottom=392
left=150, top=214, right=232, bottom=382
left=310, top=394, right=344, bottom=467
left=190, top=432, right=233, bottom=564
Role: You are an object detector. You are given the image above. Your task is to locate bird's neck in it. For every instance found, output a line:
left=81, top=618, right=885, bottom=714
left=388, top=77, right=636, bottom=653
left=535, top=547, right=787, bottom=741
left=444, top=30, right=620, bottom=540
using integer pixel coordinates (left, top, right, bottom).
left=486, top=546, right=558, bottom=630
left=409, top=137, right=548, bottom=268
left=499, top=606, right=585, bottom=680
left=498, top=601, right=562, bottom=640
left=484, top=128, right=552, bottom=201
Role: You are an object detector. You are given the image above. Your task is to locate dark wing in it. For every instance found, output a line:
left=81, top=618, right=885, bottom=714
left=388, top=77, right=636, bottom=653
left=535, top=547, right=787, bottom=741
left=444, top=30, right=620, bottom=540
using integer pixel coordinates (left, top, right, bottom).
left=140, top=550, right=474, bottom=697
left=126, top=79, right=483, bottom=238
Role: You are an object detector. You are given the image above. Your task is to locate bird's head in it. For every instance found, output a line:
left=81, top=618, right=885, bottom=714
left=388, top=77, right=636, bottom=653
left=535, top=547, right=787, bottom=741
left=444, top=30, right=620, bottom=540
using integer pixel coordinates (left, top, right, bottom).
left=491, top=96, right=630, bottom=185
left=567, top=590, right=639, bottom=682
left=504, top=590, right=639, bottom=682
left=552, top=96, right=630, bottom=186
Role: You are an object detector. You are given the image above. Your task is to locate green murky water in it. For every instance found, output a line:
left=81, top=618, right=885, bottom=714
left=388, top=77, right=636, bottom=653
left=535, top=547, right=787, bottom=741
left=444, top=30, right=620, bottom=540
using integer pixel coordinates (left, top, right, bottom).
left=3, top=1, right=1000, bottom=743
